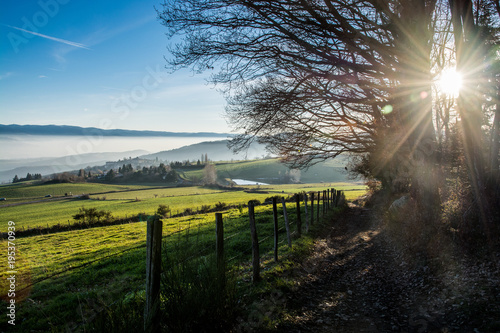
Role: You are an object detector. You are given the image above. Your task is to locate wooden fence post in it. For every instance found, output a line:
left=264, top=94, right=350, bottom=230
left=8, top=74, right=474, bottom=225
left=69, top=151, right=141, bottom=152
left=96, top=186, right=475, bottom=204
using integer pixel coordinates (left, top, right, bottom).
left=332, top=188, right=336, bottom=207
left=327, top=189, right=330, bottom=209
left=248, top=201, right=260, bottom=283
left=215, top=213, right=225, bottom=285
left=323, top=190, right=326, bottom=215
left=336, top=190, right=341, bottom=206
left=272, top=197, right=279, bottom=262
left=316, top=191, right=320, bottom=224
left=145, top=216, right=162, bottom=333
left=295, top=194, right=302, bottom=237
left=310, top=192, right=314, bottom=226
left=281, top=197, right=292, bottom=247
left=303, top=193, right=309, bottom=233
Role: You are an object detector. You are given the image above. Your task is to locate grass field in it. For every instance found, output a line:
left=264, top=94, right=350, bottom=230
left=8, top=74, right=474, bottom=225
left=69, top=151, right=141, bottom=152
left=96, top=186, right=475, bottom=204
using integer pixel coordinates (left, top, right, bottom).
left=0, top=203, right=310, bottom=330
left=0, top=182, right=366, bottom=230
left=0, top=182, right=154, bottom=204
left=0, top=179, right=366, bottom=331
left=182, top=158, right=349, bottom=184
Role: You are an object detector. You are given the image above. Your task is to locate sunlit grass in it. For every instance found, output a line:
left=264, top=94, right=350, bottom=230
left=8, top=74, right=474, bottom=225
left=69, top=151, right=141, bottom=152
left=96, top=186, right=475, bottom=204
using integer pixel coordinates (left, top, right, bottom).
left=0, top=203, right=310, bottom=330
left=0, top=183, right=366, bottom=229
left=88, top=185, right=225, bottom=200
left=0, top=182, right=153, bottom=204
left=0, top=176, right=364, bottom=330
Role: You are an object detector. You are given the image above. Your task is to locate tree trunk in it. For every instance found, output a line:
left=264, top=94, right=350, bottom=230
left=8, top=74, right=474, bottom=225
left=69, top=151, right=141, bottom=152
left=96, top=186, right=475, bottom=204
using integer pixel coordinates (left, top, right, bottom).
left=449, top=0, right=490, bottom=221
left=392, top=0, right=440, bottom=216
left=490, top=97, right=499, bottom=177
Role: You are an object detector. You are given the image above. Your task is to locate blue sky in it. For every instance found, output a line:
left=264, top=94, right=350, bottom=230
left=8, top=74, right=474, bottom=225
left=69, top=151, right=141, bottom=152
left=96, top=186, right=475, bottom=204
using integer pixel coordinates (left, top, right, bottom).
left=0, top=0, right=229, bottom=133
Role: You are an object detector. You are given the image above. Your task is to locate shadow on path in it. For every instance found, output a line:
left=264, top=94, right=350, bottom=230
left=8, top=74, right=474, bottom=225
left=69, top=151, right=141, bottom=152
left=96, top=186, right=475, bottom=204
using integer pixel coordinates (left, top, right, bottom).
left=275, top=205, right=500, bottom=332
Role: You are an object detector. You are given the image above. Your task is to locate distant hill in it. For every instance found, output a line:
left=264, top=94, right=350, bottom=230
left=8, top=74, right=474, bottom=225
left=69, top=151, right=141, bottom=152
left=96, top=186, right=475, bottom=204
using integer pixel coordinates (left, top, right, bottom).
left=0, top=136, right=350, bottom=184
left=0, top=139, right=269, bottom=183
left=0, top=150, right=148, bottom=183
left=141, top=140, right=268, bottom=162
left=0, top=124, right=230, bottom=137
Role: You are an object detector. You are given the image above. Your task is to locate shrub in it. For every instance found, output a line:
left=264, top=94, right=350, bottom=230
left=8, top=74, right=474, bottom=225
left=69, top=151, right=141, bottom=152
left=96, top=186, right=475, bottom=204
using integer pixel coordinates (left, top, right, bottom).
left=366, top=180, right=382, bottom=193
left=200, top=204, right=211, bottom=213
left=214, top=201, right=227, bottom=211
left=237, top=203, right=244, bottom=214
left=248, top=199, right=261, bottom=206
left=72, top=207, right=113, bottom=224
left=264, top=195, right=282, bottom=204
left=157, top=204, right=171, bottom=218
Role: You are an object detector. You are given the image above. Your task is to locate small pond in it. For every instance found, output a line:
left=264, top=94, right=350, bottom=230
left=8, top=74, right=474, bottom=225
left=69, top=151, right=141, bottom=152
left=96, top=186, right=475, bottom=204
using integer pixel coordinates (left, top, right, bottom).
left=232, top=179, right=269, bottom=186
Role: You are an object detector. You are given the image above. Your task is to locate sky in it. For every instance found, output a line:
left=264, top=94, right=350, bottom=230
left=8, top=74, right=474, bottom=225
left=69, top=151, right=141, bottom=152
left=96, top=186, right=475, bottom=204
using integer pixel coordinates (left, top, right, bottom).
left=0, top=0, right=229, bottom=133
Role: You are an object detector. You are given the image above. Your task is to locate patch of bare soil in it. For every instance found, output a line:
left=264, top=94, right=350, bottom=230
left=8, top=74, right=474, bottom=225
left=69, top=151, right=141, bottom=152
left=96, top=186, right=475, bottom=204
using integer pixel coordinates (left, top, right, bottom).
left=275, top=205, right=500, bottom=332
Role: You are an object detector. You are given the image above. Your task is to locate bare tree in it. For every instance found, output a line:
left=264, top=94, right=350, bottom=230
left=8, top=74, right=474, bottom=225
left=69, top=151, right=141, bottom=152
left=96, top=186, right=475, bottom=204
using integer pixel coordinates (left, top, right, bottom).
left=202, top=163, right=218, bottom=185
left=157, top=1, right=454, bottom=211
left=447, top=0, right=500, bottom=223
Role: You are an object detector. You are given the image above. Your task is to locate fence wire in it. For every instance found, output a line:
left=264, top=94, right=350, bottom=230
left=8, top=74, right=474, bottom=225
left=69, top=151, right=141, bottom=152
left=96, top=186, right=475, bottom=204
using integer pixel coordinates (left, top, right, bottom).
left=18, top=191, right=341, bottom=312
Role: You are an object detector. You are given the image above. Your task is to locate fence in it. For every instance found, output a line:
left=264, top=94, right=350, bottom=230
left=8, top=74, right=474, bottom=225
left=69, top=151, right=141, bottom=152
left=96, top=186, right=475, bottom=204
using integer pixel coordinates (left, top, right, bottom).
left=144, top=188, right=345, bottom=332
left=11, top=187, right=345, bottom=332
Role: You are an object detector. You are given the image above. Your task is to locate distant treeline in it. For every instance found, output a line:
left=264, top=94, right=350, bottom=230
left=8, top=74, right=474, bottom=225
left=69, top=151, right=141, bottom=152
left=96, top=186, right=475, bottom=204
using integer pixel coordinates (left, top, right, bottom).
left=104, top=163, right=179, bottom=183
left=13, top=173, right=42, bottom=183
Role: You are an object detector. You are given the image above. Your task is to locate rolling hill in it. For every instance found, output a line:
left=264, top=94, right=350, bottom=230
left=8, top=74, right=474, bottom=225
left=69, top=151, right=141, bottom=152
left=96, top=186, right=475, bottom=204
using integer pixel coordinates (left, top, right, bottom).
left=0, top=124, right=230, bottom=137
left=0, top=150, right=148, bottom=183
left=140, top=140, right=268, bottom=162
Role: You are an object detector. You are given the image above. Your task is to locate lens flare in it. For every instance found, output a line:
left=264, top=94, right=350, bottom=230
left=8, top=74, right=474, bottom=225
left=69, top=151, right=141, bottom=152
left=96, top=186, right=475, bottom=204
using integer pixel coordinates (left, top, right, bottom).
left=381, top=105, right=393, bottom=114
left=438, top=68, right=462, bottom=96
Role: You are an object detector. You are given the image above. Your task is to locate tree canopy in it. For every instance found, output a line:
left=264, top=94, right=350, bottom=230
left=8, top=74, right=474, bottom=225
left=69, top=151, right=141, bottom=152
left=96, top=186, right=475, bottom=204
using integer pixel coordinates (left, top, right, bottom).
left=157, top=0, right=499, bottom=212
left=159, top=0, right=403, bottom=166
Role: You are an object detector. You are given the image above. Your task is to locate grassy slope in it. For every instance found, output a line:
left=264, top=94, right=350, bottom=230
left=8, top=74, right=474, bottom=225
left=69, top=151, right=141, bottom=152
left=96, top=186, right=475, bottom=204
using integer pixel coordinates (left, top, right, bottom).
left=0, top=182, right=152, bottom=204
left=0, top=182, right=366, bottom=230
left=183, top=158, right=350, bottom=184
left=0, top=159, right=365, bottom=330
left=0, top=203, right=307, bottom=331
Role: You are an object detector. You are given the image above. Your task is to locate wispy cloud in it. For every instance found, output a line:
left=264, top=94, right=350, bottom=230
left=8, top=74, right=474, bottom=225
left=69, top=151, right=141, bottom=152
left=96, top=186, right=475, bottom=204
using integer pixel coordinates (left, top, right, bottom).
left=6, top=25, right=90, bottom=49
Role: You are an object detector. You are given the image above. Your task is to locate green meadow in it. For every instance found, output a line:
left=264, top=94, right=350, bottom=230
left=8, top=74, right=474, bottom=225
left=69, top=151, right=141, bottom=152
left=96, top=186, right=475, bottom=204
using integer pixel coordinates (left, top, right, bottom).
left=0, top=182, right=152, bottom=204
left=0, top=182, right=366, bottom=230
left=0, top=161, right=366, bottom=331
left=182, top=158, right=348, bottom=184
left=0, top=200, right=318, bottom=330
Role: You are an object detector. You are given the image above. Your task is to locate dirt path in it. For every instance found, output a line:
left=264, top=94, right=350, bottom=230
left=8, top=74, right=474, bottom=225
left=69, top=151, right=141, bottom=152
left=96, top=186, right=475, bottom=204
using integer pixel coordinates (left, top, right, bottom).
left=274, top=205, right=500, bottom=332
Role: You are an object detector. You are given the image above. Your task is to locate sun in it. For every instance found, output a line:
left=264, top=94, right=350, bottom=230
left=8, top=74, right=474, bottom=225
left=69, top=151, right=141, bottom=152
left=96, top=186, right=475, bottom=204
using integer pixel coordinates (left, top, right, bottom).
left=437, top=68, right=463, bottom=96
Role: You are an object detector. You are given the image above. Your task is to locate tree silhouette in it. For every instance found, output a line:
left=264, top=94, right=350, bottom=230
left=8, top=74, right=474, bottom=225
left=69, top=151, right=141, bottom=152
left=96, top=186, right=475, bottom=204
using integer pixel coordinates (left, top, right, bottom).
left=158, top=0, right=439, bottom=202
left=158, top=0, right=499, bottom=216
